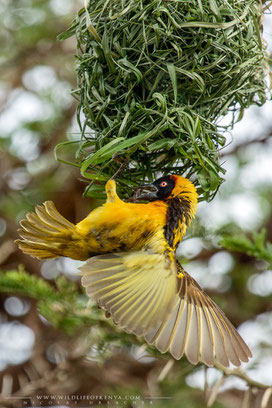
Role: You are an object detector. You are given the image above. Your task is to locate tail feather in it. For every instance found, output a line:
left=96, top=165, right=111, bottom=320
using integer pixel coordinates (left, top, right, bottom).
left=16, top=201, right=80, bottom=260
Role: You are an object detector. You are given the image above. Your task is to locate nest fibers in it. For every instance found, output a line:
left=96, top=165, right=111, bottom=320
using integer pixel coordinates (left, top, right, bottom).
left=58, top=0, right=269, bottom=200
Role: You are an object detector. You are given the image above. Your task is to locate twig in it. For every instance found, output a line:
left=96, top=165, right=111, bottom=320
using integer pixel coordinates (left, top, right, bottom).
left=1, top=374, right=13, bottom=397
left=261, top=387, right=272, bottom=408
left=158, top=359, right=174, bottom=382
left=214, top=363, right=269, bottom=390
left=0, top=240, right=16, bottom=265
left=207, top=375, right=225, bottom=407
left=204, top=366, right=209, bottom=402
left=220, top=134, right=271, bottom=157
left=110, top=155, right=128, bottom=180
left=242, top=388, right=252, bottom=408
left=263, top=1, right=272, bottom=12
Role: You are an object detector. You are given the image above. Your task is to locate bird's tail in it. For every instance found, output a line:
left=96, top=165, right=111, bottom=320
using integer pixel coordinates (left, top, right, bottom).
left=16, top=201, right=86, bottom=260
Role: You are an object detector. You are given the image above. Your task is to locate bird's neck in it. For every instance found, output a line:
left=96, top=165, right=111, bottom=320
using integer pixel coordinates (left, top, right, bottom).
left=164, top=195, right=197, bottom=251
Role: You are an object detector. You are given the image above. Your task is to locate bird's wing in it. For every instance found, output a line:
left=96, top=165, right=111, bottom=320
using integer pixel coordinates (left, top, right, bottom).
left=80, top=251, right=178, bottom=336
left=144, top=269, right=252, bottom=367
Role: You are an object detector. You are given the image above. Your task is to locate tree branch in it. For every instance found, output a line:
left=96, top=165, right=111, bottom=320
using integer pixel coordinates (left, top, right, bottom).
left=215, top=363, right=269, bottom=390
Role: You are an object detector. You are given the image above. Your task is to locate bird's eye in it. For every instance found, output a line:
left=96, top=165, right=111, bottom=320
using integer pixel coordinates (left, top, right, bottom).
left=160, top=181, right=167, bottom=187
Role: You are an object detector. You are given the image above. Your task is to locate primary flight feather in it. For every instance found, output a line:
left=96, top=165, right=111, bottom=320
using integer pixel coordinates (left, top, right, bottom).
left=16, top=175, right=252, bottom=367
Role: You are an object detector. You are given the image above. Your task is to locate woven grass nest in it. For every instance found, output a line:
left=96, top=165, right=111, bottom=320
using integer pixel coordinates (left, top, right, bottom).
left=59, top=0, right=269, bottom=200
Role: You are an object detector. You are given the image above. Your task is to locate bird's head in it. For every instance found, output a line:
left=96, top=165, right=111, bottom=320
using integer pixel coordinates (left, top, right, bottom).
left=137, top=175, right=198, bottom=216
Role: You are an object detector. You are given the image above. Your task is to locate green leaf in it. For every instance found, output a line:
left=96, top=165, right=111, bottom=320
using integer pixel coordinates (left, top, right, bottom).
left=80, top=138, right=124, bottom=171
left=220, top=229, right=272, bottom=265
left=148, top=138, right=176, bottom=151
left=167, top=63, right=178, bottom=104
left=55, top=140, right=82, bottom=168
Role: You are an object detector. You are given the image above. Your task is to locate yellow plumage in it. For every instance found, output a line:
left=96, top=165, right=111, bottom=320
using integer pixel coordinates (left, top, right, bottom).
left=16, top=175, right=252, bottom=367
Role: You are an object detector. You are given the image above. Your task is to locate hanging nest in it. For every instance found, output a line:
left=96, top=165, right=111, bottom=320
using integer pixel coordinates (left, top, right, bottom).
left=58, top=0, right=269, bottom=200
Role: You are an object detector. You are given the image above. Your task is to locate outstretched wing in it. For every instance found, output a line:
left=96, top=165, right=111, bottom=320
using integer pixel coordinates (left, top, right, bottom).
left=145, top=268, right=252, bottom=367
left=80, top=251, right=178, bottom=336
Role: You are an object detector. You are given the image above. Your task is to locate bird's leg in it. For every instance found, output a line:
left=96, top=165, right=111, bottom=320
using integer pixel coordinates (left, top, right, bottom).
left=176, top=263, right=185, bottom=279
left=167, top=251, right=185, bottom=279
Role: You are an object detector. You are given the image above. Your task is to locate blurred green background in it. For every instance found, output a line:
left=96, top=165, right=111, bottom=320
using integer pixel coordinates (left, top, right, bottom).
left=0, top=1, right=272, bottom=407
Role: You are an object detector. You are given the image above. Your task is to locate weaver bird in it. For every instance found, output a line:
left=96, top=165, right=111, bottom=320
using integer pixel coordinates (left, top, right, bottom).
left=16, top=175, right=251, bottom=367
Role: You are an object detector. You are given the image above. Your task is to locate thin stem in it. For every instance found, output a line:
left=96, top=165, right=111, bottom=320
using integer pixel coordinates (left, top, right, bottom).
left=214, top=363, right=269, bottom=390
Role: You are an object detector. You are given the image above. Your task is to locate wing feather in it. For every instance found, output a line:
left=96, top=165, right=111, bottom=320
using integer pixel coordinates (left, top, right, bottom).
left=185, top=299, right=200, bottom=365
left=81, top=252, right=251, bottom=367
left=202, top=303, right=229, bottom=367
left=169, top=300, right=189, bottom=359
left=198, top=305, right=214, bottom=366
left=144, top=268, right=251, bottom=367
left=80, top=251, right=178, bottom=336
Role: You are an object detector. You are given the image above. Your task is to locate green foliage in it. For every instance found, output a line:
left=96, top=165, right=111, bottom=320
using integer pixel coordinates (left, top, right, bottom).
left=0, top=268, right=103, bottom=334
left=0, top=268, right=163, bottom=356
left=220, top=228, right=272, bottom=265
left=57, top=0, right=268, bottom=200
left=0, top=267, right=58, bottom=300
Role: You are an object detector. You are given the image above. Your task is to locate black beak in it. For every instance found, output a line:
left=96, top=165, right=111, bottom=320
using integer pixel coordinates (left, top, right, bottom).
left=135, top=183, right=158, bottom=201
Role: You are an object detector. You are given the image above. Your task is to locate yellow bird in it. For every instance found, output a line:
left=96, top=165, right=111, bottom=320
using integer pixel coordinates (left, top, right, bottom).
left=16, top=175, right=251, bottom=367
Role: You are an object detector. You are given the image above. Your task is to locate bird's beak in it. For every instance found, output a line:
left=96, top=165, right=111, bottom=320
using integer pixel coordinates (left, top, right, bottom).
left=135, top=183, right=158, bottom=201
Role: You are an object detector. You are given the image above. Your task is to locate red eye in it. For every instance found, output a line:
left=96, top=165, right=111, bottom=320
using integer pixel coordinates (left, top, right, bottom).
left=160, top=181, right=167, bottom=187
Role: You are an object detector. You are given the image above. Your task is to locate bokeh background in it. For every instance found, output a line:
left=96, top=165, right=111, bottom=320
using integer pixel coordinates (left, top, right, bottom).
left=0, top=1, right=272, bottom=407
